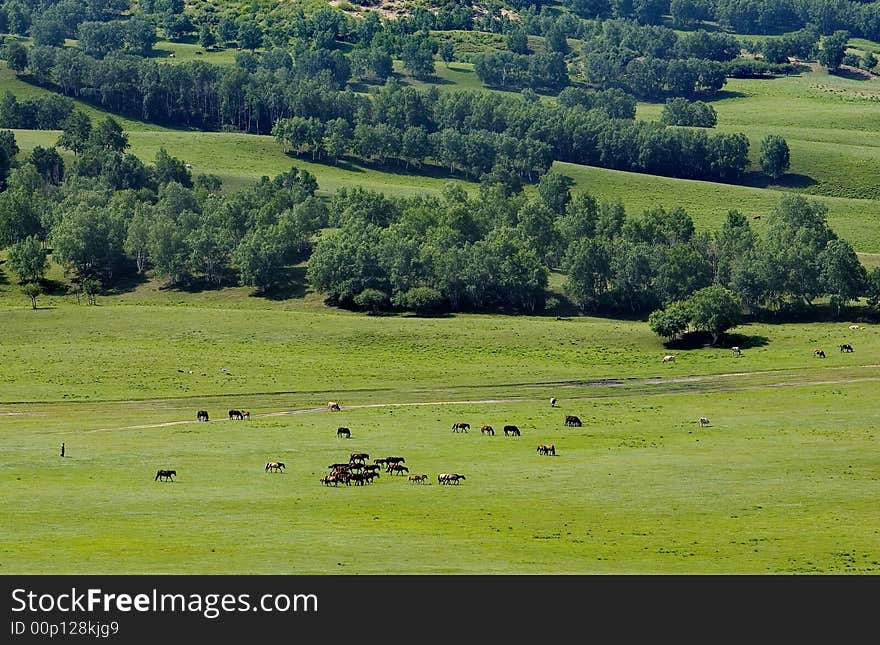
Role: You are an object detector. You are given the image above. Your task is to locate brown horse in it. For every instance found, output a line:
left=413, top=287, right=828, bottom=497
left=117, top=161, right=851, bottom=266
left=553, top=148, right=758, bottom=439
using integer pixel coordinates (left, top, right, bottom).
left=480, top=424, right=495, bottom=435
left=265, top=461, right=285, bottom=472
left=389, top=463, right=409, bottom=475
left=537, top=444, right=555, bottom=456
left=408, top=474, right=428, bottom=484
left=452, top=422, right=470, bottom=433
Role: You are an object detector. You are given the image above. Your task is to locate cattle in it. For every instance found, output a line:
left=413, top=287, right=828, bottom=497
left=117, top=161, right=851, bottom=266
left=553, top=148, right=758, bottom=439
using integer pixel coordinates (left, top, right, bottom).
left=699, top=417, right=710, bottom=427
left=564, top=415, right=582, bottom=427
left=662, top=355, right=676, bottom=363
left=480, top=425, right=495, bottom=435
left=337, top=427, right=351, bottom=438
left=731, top=346, right=742, bottom=356
left=452, top=422, right=470, bottom=433
left=814, top=349, right=826, bottom=358
left=839, top=344, right=854, bottom=353
left=328, top=401, right=341, bottom=411
left=196, top=410, right=209, bottom=422
left=503, top=425, right=520, bottom=436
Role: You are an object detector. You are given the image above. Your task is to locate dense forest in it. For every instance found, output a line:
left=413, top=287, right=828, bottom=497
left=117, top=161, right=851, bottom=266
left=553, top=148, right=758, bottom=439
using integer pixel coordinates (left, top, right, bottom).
left=1, top=0, right=879, bottom=330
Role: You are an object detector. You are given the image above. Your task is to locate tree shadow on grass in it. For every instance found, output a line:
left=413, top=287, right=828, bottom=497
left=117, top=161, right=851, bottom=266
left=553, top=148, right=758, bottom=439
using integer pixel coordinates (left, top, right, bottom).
left=663, top=330, right=770, bottom=351
left=832, top=67, right=872, bottom=81
left=103, top=272, right=150, bottom=295
left=741, top=171, right=817, bottom=190
left=38, top=278, right=71, bottom=296
left=256, top=266, right=308, bottom=301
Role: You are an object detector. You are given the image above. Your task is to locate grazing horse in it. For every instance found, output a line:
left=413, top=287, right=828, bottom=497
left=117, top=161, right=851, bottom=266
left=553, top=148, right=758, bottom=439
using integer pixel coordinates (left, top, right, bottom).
left=814, top=348, right=826, bottom=358
left=337, top=427, right=351, bottom=438
left=389, top=463, right=409, bottom=475
left=363, top=471, right=380, bottom=483
left=839, top=344, right=854, bottom=353
left=564, top=415, right=582, bottom=427
left=699, top=417, right=710, bottom=427
left=550, top=397, right=557, bottom=407
left=265, top=461, right=285, bottom=473
left=409, top=474, right=428, bottom=484
left=321, top=474, right=339, bottom=486
left=731, top=346, right=742, bottom=356
left=349, top=472, right=366, bottom=486
left=328, top=401, right=341, bottom=411
left=155, top=469, right=176, bottom=481
left=537, top=444, right=556, bottom=456
left=452, top=422, right=470, bottom=433
left=229, top=409, right=243, bottom=420
left=241, top=410, right=250, bottom=419
left=196, top=410, right=209, bottom=422
left=480, top=425, right=495, bottom=435
left=503, top=425, right=520, bottom=436
left=662, top=355, right=676, bottom=363
left=350, top=452, right=369, bottom=463
left=439, top=473, right=465, bottom=485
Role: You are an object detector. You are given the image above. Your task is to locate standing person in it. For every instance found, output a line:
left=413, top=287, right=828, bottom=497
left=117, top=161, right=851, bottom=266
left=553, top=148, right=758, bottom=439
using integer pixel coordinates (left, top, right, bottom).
left=60, top=442, right=65, bottom=457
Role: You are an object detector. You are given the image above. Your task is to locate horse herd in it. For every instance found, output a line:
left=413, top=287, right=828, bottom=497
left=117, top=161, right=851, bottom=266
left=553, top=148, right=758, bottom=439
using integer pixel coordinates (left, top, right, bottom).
left=156, top=403, right=588, bottom=486
left=452, top=422, right=523, bottom=436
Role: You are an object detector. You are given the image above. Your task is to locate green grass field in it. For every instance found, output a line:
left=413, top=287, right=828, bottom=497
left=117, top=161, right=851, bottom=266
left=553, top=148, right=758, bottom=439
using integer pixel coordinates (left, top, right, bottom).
left=1, top=298, right=879, bottom=574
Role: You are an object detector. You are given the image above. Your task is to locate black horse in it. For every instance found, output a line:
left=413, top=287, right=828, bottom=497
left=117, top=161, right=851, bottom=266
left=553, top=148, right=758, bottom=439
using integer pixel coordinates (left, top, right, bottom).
left=196, top=410, right=209, bottom=422
left=839, top=344, right=854, bottom=353
left=564, top=415, right=582, bottom=427
left=337, top=427, right=351, bottom=438
left=503, top=425, right=521, bottom=436
left=155, top=469, right=176, bottom=481
left=229, top=409, right=243, bottom=420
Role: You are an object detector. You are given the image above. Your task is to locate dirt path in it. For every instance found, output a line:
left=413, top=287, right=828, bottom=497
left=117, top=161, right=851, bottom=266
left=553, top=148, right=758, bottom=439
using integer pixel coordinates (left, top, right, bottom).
left=79, top=364, right=880, bottom=434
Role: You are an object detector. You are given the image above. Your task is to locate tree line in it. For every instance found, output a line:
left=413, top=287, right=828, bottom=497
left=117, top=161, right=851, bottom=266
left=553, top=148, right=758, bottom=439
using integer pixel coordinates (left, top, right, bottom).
left=1, top=124, right=877, bottom=322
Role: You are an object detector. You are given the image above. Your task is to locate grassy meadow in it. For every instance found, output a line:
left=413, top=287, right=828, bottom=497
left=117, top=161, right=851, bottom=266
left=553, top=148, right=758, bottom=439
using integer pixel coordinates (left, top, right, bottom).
left=2, top=29, right=880, bottom=575
left=2, top=288, right=879, bottom=574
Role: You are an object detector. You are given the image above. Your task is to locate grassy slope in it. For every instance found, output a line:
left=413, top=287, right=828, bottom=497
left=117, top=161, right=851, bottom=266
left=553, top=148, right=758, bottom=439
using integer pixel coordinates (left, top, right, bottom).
left=636, top=66, right=880, bottom=200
